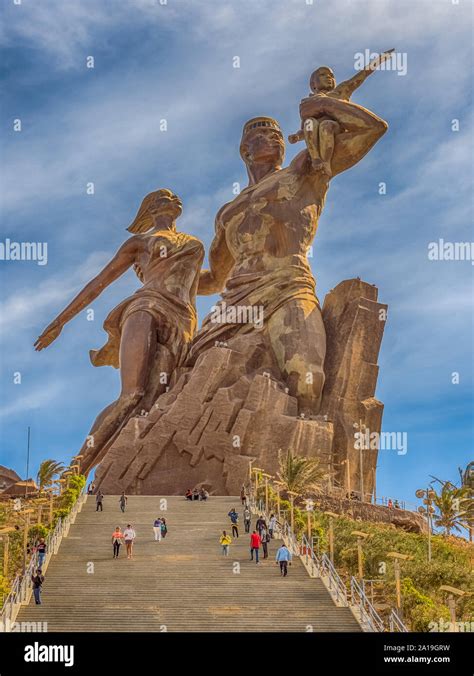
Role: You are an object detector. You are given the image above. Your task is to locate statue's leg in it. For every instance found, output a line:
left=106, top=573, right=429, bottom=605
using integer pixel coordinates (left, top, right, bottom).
left=318, top=119, right=341, bottom=176
left=303, top=117, right=324, bottom=170
left=80, top=311, right=157, bottom=474
left=266, top=300, right=326, bottom=416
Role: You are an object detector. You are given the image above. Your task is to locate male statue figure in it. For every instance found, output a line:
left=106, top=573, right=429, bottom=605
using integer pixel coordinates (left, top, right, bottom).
left=189, top=94, right=388, bottom=416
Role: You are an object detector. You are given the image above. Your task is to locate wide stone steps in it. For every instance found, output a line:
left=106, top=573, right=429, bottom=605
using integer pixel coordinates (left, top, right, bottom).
left=17, top=496, right=361, bottom=632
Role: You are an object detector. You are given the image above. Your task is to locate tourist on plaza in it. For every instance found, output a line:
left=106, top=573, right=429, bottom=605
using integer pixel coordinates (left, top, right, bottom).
left=261, top=527, right=270, bottom=559
left=394, top=499, right=400, bottom=509
left=112, top=526, right=123, bottom=559
left=228, top=507, right=239, bottom=538
left=31, top=568, right=44, bottom=605
left=268, top=513, right=277, bottom=538
left=200, top=487, right=209, bottom=501
left=275, top=544, right=292, bottom=577
left=36, top=538, right=47, bottom=568
left=243, top=505, right=251, bottom=533
left=185, top=488, right=193, bottom=500
left=153, top=517, right=163, bottom=541
left=240, top=485, right=246, bottom=505
left=220, top=530, right=232, bottom=556
left=192, top=488, right=200, bottom=501
left=87, top=482, right=95, bottom=495
left=161, top=518, right=168, bottom=538
left=119, top=492, right=128, bottom=512
left=255, top=514, right=266, bottom=535
left=387, top=498, right=393, bottom=509
left=123, top=524, right=136, bottom=559
left=250, top=530, right=261, bottom=564
left=96, top=491, right=104, bottom=511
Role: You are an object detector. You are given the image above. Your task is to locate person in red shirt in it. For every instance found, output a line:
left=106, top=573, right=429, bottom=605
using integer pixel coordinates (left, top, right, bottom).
left=250, top=530, right=261, bottom=564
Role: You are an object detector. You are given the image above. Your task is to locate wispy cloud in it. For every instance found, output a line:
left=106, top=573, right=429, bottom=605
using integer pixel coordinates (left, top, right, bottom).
left=0, top=251, right=109, bottom=336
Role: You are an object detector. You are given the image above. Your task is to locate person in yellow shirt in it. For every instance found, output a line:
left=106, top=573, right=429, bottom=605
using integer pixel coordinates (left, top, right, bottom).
left=219, top=530, right=232, bottom=556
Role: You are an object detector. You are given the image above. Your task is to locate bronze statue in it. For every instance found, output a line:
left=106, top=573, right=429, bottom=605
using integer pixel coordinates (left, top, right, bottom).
left=190, top=90, right=388, bottom=416
left=289, top=49, right=394, bottom=175
left=34, top=189, right=204, bottom=473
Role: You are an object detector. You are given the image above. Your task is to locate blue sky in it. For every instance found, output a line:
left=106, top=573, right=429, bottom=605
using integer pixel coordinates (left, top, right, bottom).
left=0, top=0, right=472, bottom=513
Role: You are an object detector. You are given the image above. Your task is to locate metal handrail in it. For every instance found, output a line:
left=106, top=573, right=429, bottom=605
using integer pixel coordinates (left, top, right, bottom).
left=389, top=608, right=408, bottom=632
left=0, top=489, right=87, bottom=631
left=319, top=552, right=349, bottom=606
left=350, top=576, right=385, bottom=632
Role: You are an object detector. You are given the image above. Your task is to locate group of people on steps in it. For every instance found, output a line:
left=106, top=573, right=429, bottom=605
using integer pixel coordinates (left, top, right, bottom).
left=220, top=487, right=292, bottom=576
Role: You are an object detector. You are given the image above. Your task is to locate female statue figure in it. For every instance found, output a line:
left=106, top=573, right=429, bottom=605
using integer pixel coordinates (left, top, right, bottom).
left=35, top=189, right=204, bottom=473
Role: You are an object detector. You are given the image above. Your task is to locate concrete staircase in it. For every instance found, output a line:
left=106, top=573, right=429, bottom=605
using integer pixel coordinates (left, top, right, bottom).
left=17, top=496, right=361, bottom=632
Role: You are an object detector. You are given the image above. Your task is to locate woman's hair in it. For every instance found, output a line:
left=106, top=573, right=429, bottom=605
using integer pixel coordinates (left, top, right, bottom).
left=127, top=189, right=176, bottom=234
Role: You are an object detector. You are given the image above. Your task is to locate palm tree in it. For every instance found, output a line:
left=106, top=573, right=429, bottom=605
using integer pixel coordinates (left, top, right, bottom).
left=431, top=481, right=470, bottom=536
left=276, top=449, right=328, bottom=496
left=37, top=460, right=64, bottom=494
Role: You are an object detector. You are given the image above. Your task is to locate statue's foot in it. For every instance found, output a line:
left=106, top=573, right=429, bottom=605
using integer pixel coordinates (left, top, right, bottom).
left=288, top=134, right=299, bottom=144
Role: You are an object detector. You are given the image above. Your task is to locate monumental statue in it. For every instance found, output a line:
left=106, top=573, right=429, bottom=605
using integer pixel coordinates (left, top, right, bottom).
left=35, top=56, right=393, bottom=498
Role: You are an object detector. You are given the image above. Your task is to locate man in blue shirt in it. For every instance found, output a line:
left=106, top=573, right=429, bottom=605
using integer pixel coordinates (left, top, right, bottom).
left=275, top=544, right=292, bottom=577
left=228, top=508, right=239, bottom=538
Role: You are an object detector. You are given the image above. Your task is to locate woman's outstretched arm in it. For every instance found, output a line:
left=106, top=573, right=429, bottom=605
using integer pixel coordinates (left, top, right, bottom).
left=34, top=237, right=139, bottom=351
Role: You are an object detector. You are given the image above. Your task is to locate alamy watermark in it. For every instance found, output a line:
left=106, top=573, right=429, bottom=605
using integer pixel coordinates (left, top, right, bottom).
left=354, top=426, right=408, bottom=455
left=354, top=49, right=407, bottom=76
left=428, top=239, right=474, bottom=264
left=210, top=302, right=264, bottom=330
left=1, top=619, right=48, bottom=632
left=0, top=238, right=48, bottom=265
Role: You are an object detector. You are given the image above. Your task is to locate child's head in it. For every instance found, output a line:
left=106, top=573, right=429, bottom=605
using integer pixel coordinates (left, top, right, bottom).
left=310, top=66, right=336, bottom=93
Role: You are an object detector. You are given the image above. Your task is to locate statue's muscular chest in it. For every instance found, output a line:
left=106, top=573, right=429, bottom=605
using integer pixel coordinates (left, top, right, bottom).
left=220, top=169, right=321, bottom=258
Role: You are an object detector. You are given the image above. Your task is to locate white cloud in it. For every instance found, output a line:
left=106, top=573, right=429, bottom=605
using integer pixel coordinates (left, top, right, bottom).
left=0, top=251, right=109, bottom=336
left=0, top=381, right=64, bottom=418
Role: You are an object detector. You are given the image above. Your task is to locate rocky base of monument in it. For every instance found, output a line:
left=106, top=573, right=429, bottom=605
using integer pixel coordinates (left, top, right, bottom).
left=94, top=278, right=387, bottom=496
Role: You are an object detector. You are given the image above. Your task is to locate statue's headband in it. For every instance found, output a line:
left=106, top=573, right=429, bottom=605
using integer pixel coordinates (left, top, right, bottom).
left=241, top=117, right=282, bottom=138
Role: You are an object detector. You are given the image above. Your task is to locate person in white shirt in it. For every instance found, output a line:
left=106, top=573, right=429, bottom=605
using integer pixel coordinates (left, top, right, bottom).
left=123, top=524, right=136, bottom=559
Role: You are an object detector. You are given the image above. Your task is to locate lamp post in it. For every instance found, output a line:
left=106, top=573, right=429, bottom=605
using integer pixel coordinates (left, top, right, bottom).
left=305, top=499, right=314, bottom=544
left=287, top=491, right=298, bottom=532
left=415, top=486, right=436, bottom=562
left=439, top=585, right=468, bottom=632
left=353, top=420, right=367, bottom=502
left=248, top=458, right=254, bottom=482
left=340, top=458, right=351, bottom=499
left=324, top=511, right=339, bottom=564
left=19, top=509, right=35, bottom=574
left=0, top=527, right=16, bottom=577
left=46, top=488, right=55, bottom=524
left=262, top=473, right=272, bottom=514
left=54, top=478, right=66, bottom=496
left=387, top=551, right=413, bottom=612
left=72, top=455, right=83, bottom=472
left=351, top=530, right=369, bottom=579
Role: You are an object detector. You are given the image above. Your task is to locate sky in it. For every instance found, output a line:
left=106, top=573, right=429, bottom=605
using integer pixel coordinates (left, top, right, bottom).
left=0, top=0, right=472, bottom=516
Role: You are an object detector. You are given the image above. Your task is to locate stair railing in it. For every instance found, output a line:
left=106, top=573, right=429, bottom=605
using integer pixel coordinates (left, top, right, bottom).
left=350, top=576, right=385, bottom=632
left=247, top=484, right=408, bottom=632
left=0, top=489, right=87, bottom=632
left=389, top=608, right=408, bottom=632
